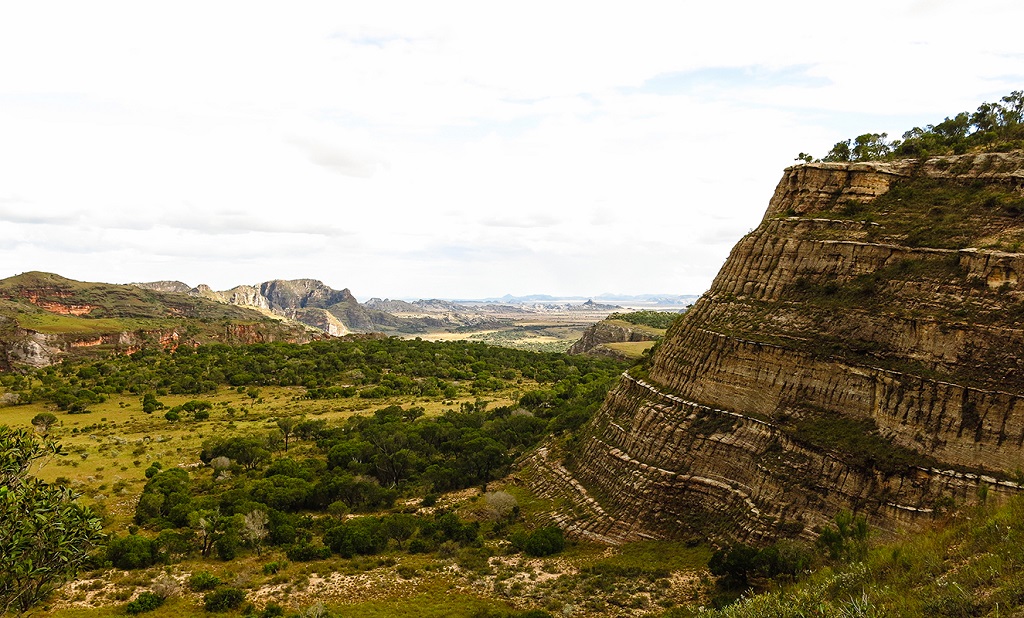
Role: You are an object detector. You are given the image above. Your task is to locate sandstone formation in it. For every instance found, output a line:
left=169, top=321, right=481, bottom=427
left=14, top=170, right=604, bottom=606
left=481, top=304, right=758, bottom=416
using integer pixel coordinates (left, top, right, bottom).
left=526, top=152, right=1024, bottom=544
left=567, top=319, right=660, bottom=358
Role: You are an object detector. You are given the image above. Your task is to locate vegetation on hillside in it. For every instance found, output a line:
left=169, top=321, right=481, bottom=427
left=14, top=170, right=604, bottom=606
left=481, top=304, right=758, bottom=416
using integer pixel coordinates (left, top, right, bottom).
left=605, top=310, right=681, bottom=330
left=799, top=90, right=1024, bottom=162
left=4, top=337, right=623, bottom=416
left=664, top=496, right=1024, bottom=617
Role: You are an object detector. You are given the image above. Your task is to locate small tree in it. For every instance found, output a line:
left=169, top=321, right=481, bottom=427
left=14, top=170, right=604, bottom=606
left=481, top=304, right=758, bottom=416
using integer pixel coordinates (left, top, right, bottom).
left=190, top=509, right=230, bottom=557
left=241, top=509, right=270, bottom=556
left=817, top=510, right=869, bottom=561
left=276, top=417, right=296, bottom=452
left=30, top=413, right=58, bottom=435
left=0, top=426, right=104, bottom=614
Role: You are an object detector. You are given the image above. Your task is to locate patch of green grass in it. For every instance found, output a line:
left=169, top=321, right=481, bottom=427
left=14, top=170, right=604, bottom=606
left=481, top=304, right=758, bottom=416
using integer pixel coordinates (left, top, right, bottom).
left=15, top=313, right=173, bottom=335
left=592, top=541, right=713, bottom=573
left=788, top=410, right=938, bottom=476
left=326, top=588, right=520, bottom=617
left=600, top=341, right=656, bottom=359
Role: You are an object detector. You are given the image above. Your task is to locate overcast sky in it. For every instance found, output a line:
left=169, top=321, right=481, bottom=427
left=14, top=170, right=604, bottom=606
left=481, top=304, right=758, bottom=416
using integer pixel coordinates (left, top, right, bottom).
left=1, top=1, right=1022, bottom=300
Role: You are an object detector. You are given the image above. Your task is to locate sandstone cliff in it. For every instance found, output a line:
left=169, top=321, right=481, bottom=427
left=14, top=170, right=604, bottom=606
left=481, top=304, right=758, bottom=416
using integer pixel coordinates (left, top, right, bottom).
left=567, top=319, right=661, bottom=358
left=525, top=152, right=1024, bottom=545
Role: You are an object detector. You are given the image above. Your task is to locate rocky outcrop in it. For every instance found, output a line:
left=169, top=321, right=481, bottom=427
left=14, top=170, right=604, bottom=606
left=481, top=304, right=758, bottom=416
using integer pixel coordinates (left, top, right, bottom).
left=259, top=279, right=355, bottom=311
left=133, top=280, right=193, bottom=294
left=283, top=308, right=350, bottom=337
left=136, top=279, right=416, bottom=334
left=536, top=152, right=1024, bottom=544
left=193, top=284, right=272, bottom=312
left=567, top=320, right=660, bottom=356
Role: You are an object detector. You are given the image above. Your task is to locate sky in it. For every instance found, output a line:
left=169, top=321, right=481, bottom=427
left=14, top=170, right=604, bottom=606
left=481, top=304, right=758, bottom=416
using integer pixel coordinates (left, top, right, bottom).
left=1, top=1, right=1023, bottom=300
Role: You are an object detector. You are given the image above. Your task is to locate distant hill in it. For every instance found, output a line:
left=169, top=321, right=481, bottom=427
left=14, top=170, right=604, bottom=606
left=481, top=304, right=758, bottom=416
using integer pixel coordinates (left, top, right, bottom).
left=134, top=279, right=510, bottom=336
left=567, top=309, right=683, bottom=359
left=483, top=293, right=699, bottom=306
left=0, top=272, right=317, bottom=368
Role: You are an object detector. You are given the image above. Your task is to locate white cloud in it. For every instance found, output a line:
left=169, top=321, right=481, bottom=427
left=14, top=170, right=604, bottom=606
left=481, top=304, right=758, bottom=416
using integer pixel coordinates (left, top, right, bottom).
left=1, top=1, right=1023, bottom=297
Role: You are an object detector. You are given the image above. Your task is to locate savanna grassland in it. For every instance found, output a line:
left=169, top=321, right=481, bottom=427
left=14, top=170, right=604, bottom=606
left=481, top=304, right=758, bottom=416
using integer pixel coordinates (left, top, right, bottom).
left=1, top=337, right=719, bottom=618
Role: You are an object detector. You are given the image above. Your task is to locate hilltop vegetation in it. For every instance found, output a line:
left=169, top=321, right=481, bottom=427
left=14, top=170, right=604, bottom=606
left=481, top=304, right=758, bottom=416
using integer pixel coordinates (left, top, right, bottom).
left=800, top=90, right=1024, bottom=162
left=604, top=311, right=680, bottom=331
left=676, top=496, right=1024, bottom=618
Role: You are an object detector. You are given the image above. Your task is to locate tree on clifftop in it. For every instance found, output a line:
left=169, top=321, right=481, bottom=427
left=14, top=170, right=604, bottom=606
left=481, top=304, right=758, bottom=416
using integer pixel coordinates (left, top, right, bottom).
left=0, top=426, right=104, bottom=615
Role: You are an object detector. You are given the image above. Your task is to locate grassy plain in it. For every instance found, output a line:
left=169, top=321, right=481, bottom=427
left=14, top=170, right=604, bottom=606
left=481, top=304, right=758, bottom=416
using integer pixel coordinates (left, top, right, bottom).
left=414, top=307, right=624, bottom=353
left=2, top=385, right=523, bottom=531
left=5, top=376, right=719, bottom=618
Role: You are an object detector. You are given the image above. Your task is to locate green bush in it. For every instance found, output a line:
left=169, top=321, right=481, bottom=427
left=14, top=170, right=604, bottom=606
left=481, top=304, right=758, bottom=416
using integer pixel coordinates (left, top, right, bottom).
left=203, top=587, right=245, bottom=612
left=260, top=603, right=285, bottom=618
left=106, top=534, right=159, bottom=570
left=286, top=542, right=332, bottom=562
left=125, top=591, right=165, bottom=615
left=188, top=571, right=221, bottom=592
left=522, top=526, right=565, bottom=557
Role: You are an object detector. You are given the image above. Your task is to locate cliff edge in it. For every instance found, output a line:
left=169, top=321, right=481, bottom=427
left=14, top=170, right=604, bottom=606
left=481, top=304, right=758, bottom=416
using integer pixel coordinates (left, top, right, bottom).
left=524, top=152, right=1024, bottom=545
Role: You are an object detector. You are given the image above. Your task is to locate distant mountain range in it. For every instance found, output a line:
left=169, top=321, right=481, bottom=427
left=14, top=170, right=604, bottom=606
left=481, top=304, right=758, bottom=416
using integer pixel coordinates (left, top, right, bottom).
left=480, top=293, right=698, bottom=306
left=0, top=271, right=694, bottom=368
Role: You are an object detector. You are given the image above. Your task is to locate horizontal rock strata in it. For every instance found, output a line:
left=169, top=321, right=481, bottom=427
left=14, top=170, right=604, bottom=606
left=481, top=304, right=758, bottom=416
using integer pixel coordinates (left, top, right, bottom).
left=534, top=152, right=1024, bottom=543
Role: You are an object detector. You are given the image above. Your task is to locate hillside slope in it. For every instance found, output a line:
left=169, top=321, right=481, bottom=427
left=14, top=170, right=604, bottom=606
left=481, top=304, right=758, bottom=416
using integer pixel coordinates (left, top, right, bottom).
left=524, top=152, right=1024, bottom=545
left=135, top=279, right=511, bottom=335
left=0, top=272, right=316, bottom=368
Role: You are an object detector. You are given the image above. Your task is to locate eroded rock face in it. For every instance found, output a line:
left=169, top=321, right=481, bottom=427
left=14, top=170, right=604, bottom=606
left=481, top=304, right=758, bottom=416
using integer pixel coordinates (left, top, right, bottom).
left=567, top=320, right=659, bottom=356
left=538, top=152, right=1024, bottom=543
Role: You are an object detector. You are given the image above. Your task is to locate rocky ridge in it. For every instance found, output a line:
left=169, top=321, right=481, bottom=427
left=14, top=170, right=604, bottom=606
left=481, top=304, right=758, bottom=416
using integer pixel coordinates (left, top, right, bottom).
left=525, top=152, right=1024, bottom=544
left=0, top=273, right=317, bottom=368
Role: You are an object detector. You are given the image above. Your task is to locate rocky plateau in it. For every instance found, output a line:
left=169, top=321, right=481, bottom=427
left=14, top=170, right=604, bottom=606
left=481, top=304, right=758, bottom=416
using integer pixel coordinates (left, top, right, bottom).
left=524, top=152, right=1024, bottom=545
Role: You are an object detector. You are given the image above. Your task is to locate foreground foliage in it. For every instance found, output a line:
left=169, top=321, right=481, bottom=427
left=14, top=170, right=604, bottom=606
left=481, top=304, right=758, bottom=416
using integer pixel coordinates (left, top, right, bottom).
left=0, top=426, right=104, bottom=615
left=675, top=497, right=1024, bottom=617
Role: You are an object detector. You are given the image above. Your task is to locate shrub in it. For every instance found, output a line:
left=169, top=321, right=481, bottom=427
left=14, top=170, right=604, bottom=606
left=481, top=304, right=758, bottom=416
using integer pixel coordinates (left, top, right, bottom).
left=125, top=591, right=165, bottom=615
left=522, top=526, right=565, bottom=557
left=286, top=542, right=332, bottom=562
left=106, top=534, right=159, bottom=570
left=260, top=603, right=285, bottom=618
left=188, top=571, right=221, bottom=592
left=204, top=587, right=245, bottom=612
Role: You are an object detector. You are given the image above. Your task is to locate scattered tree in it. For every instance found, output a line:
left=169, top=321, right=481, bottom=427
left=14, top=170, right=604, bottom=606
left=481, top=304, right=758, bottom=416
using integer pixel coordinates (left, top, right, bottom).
left=277, top=417, right=296, bottom=452
left=30, top=413, right=57, bottom=435
left=242, top=509, right=270, bottom=556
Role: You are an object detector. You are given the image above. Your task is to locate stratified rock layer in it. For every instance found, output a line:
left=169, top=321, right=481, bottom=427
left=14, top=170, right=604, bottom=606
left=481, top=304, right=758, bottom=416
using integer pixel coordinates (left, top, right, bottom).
left=567, top=320, right=660, bottom=357
left=531, top=152, right=1024, bottom=543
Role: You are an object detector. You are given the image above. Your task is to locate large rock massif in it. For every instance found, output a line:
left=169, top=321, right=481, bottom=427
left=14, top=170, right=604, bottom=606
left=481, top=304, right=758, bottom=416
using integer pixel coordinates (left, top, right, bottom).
left=525, top=152, right=1024, bottom=544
